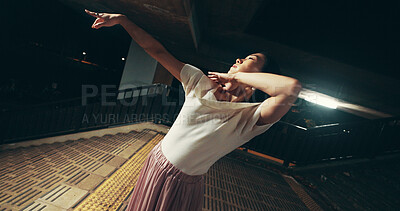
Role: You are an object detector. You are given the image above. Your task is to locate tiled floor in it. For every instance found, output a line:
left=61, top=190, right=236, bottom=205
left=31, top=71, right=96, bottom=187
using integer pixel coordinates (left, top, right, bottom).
left=0, top=125, right=313, bottom=211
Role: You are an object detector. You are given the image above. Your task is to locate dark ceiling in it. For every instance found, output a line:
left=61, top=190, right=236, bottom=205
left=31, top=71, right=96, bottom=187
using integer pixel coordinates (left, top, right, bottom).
left=2, top=0, right=399, bottom=117
left=247, top=0, right=399, bottom=79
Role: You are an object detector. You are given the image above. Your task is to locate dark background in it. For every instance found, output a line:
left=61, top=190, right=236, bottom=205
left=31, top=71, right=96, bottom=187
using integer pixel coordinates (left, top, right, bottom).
left=1, top=0, right=131, bottom=105
left=0, top=0, right=398, bottom=125
left=247, top=0, right=400, bottom=80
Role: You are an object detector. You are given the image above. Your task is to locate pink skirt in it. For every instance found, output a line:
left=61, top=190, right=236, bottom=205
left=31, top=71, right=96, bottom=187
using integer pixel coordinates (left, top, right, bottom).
left=126, top=141, right=205, bottom=211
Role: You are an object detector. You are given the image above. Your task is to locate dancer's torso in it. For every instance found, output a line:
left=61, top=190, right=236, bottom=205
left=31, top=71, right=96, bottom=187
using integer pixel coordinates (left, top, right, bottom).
left=160, top=64, right=278, bottom=176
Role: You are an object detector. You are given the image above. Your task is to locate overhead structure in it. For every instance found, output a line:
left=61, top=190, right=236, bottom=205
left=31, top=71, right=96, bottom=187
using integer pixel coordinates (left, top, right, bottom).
left=59, top=0, right=400, bottom=119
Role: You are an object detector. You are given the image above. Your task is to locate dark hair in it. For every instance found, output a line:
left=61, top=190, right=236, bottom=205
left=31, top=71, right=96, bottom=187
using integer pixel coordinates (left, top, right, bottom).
left=259, top=51, right=281, bottom=75
left=250, top=51, right=281, bottom=102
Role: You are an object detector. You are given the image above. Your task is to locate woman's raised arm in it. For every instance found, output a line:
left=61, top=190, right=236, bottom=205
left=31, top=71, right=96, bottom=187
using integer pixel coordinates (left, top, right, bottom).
left=85, top=9, right=184, bottom=82
left=208, top=71, right=302, bottom=125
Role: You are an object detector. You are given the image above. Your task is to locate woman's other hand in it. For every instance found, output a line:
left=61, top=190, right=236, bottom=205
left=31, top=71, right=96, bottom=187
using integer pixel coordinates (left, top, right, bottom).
left=207, top=72, right=238, bottom=91
left=208, top=72, right=254, bottom=102
left=85, top=9, right=126, bottom=29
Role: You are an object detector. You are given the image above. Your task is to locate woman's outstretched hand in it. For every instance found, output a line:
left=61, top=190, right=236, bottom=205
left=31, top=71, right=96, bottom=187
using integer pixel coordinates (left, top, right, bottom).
left=85, top=9, right=126, bottom=29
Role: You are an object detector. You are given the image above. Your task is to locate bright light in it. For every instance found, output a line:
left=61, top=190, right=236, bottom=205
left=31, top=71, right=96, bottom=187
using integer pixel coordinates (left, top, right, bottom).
left=82, top=52, right=87, bottom=55
left=298, top=88, right=392, bottom=118
left=121, top=57, right=125, bottom=61
left=299, top=89, right=338, bottom=109
left=304, top=95, right=338, bottom=109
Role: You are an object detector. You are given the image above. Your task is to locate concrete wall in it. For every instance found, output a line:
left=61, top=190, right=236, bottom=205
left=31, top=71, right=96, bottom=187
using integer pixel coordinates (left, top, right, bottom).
left=119, top=40, right=158, bottom=91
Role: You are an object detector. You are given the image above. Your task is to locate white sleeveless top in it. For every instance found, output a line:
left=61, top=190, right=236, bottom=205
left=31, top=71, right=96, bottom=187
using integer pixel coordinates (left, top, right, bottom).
left=160, top=64, right=279, bottom=175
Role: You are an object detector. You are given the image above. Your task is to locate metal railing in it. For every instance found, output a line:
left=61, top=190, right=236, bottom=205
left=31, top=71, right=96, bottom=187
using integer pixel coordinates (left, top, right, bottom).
left=0, top=84, right=399, bottom=167
left=244, top=116, right=399, bottom=166
left=0, top=84, right=181, bottom=144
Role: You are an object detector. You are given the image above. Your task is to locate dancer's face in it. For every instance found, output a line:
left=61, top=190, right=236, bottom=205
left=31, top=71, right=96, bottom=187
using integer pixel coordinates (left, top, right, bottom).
left=228, top=53, right=266, bottom=74
left=214, top=53, right=266, bottom=102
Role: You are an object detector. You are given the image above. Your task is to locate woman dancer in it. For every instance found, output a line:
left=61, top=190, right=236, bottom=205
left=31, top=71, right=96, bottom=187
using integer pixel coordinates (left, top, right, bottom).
left=85, top=9, right=302, bottom=211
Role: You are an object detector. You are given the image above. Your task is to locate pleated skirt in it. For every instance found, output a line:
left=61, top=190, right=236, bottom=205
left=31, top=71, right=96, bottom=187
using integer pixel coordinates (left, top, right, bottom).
left=126, top=141, right=205, bottom=211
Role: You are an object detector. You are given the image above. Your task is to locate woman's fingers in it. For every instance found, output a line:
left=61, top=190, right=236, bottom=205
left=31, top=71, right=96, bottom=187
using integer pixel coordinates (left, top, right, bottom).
left=208, top=78, right=220, bottom=84
left=86, top=9, right=123, bottom=29
left=208, top=72, right=225, bottom=81
left=208, top=75, right=222, bottom=85
left=244, top=86, right=254, bottom=98
left=92, top=19, right=108, bottom=29
left=91, top=18, right=102, bottom=28
left=223, top=82, right=239, bottom=91
left=85, top=9, right=103, bottom=18
left=85, top=9, right=98, bottom=18
left=93, top=23, right=103, bottom=29
left=207, top=72, right=221, bottom=77
left=208, top=72, right=241, bottom=91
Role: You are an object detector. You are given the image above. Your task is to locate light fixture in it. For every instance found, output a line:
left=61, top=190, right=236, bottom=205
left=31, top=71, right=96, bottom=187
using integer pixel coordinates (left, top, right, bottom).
left=122, top=57, right=125, bottom=61
left=304, top=95, right=338, bottom=109
left=298, top=88, right=392, bottom=119
left=299, top=88, right=338, bottom=109
left=82, top=52, right=87, bottom=55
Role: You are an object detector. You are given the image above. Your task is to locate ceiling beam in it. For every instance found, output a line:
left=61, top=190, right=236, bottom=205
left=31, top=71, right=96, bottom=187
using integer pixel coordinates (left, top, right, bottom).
left=184, top=0, right=201, bottom=50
